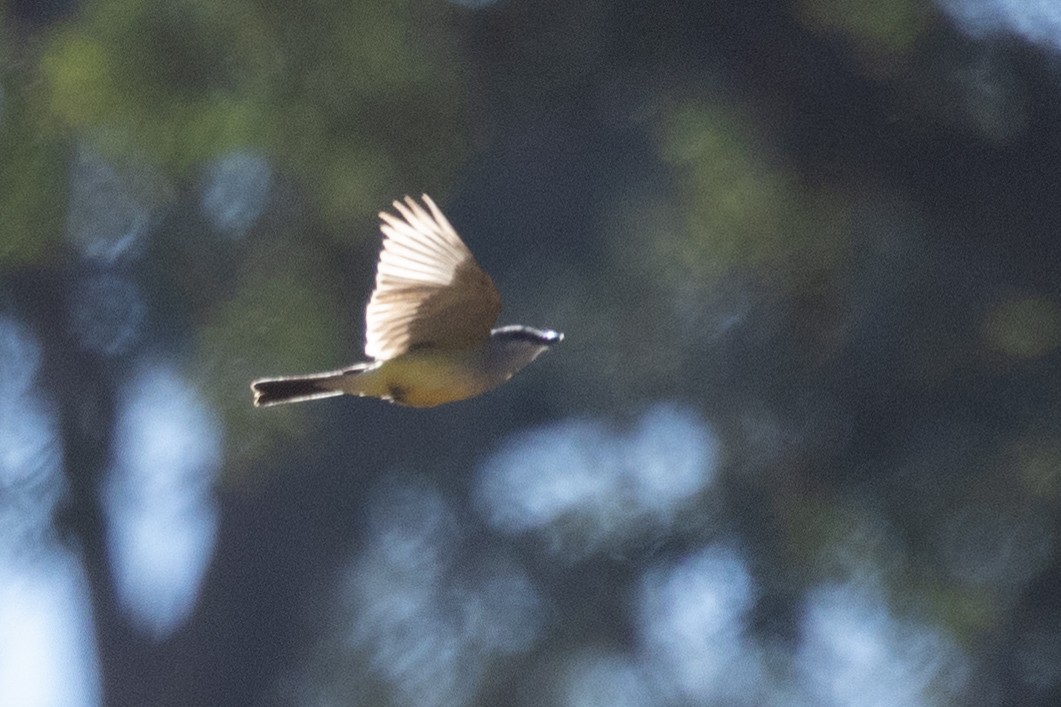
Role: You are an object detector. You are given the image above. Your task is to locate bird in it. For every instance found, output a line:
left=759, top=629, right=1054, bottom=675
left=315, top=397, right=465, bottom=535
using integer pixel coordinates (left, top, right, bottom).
left=250, top=194, right=562, bottom=408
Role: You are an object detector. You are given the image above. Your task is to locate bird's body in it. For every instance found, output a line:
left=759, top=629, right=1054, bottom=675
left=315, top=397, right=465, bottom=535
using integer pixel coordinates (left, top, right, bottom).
left=251, top=195, right=561, bottom=408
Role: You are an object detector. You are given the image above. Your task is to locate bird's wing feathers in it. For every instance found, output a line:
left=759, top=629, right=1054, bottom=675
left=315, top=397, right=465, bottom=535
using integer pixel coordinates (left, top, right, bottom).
left=364, top=195, right=501, bottom=360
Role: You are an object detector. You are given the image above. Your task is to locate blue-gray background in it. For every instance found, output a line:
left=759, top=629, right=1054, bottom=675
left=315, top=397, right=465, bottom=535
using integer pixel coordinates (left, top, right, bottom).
left=3, top=0, right=1061, bottom=705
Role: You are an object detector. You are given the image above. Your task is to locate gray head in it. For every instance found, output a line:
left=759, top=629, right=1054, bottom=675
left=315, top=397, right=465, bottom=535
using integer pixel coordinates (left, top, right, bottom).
left=486, top=325, right=563, bottom=375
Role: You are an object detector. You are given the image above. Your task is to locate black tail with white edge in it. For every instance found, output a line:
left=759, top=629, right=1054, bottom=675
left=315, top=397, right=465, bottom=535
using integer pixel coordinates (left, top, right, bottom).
left=251, top=374, right=346, bottom=407
left=252, top=363, right=373, bottom=407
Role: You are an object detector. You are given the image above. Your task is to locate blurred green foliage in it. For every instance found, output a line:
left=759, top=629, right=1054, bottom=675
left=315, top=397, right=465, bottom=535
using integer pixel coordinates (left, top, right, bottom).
left=983, top=295, right=1061, bottom=360
left=1016, top=438, right=1061, bottom=501
left=37, top=0, right=466, bottom=229
left=9, top=0, right=470, bottom=467
left=197, top=236, right=347, bottom=469
left=657, top=99, right=850, bottom=285
left=3, top=0, right=1061, bottom=703
left=795, top=0, right=932, bottom=72
left=0, top=77, right=67, bottom=265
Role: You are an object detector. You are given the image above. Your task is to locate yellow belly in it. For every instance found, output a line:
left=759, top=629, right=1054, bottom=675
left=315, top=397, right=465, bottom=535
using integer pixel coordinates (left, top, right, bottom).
left=346, top=349, right=498, bottom=408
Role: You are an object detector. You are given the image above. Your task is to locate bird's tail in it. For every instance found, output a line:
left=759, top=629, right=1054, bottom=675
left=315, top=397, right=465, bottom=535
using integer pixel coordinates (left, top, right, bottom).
left=251, top=364, right=369, bottom=407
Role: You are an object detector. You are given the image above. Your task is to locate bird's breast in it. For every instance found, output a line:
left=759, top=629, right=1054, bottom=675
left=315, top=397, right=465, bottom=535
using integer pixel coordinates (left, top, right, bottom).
left=371, top=348, right=500, bottom=407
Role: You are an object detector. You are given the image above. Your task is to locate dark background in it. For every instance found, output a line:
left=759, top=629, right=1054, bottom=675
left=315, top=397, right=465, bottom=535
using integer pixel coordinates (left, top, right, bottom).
left=3, top=0, right=1061, bottom=705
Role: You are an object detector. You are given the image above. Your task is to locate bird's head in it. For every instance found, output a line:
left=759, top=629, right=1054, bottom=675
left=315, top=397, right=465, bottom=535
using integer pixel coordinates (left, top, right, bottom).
left=488, top=325, right=563, bottom=371
left=490, top=325, right=563, bottom=346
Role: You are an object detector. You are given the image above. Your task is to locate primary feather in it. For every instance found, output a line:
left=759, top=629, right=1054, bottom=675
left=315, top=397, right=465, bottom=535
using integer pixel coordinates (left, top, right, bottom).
left=364, top=195, right=501, bottom=360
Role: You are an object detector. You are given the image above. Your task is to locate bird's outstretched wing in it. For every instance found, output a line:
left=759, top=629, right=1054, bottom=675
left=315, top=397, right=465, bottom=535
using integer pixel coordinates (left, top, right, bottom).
left=364, top=195, right=501, bottom=361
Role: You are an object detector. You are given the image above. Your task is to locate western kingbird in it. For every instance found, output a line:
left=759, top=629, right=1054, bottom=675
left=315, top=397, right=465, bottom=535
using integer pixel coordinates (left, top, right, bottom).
left=251, top=195, right=562, bottom=408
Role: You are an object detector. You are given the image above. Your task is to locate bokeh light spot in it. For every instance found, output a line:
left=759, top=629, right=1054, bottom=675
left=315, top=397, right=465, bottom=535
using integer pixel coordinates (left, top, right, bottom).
left=940, top=0, right=1061, bottom=53
left=343, top=478, right=542, bottom=706
left=0, top=318, right=64, bottom=554
left=199, top=151, right=272, bottom=238
left=558, top=650, right=658, bottom=707
left=0, top=317, right=97, bottom=706
left=476, top=402, right=719, bottom=559
left=65, top=148, right=168, bottom=264
left=636, top=546, right=764, bottom=703
left=0, top=554, right=102, bottom=707
left=933, top=503, right=1055, bottom=594
left=798, top=583, right=969, bottom=705
left=103, top=362, right=222, bottom=639
left=67, top=274, right=146, bottom=356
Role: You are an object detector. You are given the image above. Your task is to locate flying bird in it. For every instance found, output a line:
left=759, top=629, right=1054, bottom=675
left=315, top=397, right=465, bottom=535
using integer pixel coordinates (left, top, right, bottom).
left=251, top=195, right=562, bottom=408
